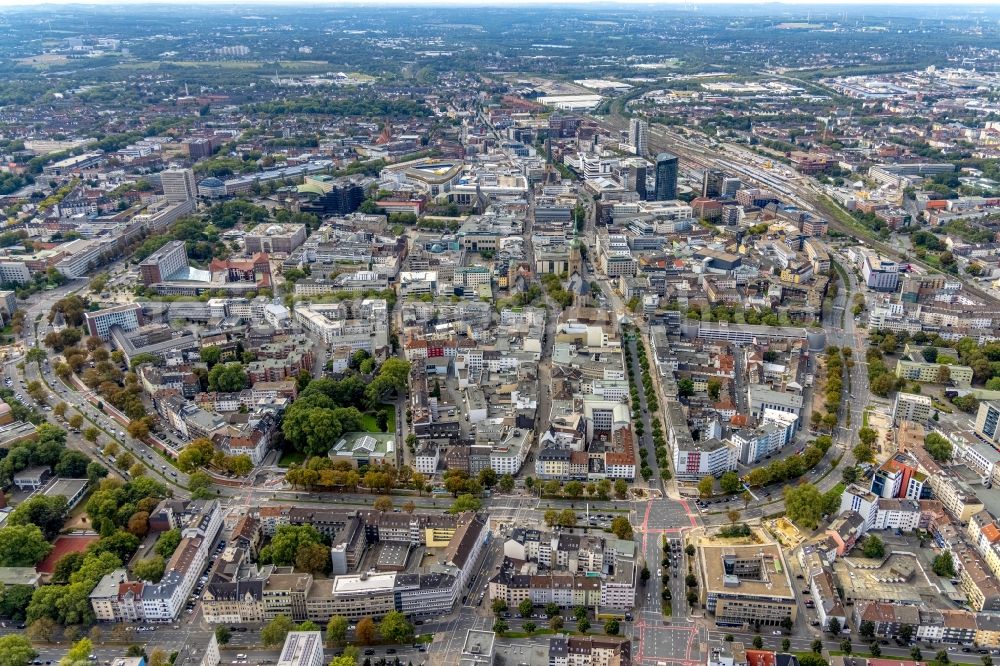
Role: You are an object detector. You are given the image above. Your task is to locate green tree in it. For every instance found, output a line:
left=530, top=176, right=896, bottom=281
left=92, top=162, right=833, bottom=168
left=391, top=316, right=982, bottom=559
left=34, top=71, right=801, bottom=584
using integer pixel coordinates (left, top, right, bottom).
left=207, top=362, right=248, bottom=392
left=609, top=516, right=633, bottom=540
left=753, top=635, right=764, bottom=649
left=200, top=346, right=222, bottom=368
left=449, top=494, right=482, bottom=514
left=707, top=378, right=722, bottom=402
left=8, top=495, right=68, bottom=540
left=924, top=432, right=953, bottom=462
left=852, top=442, right=875, bottom=465
left=477, top=468, right=497, bottom=488
left=932, top=551, right=956, bottom=577
left=860, top=619, right=876, bottom=640
left=0, top=634, right=37, bottom=666
left=492, top=599, right=508, bottom=616
left=498, top=474, right=515, bottom=493
left=0, top=525, right=52, bottom=567
left=328, top=647, right=358, bottom=664
left=828, top=617, right=841, bottom=635
left=720, top=471, right=742, bottom=494
left=811, top=639, right=824, bottom=654
left=862, top=535, right=885, bottom=559
left=155, top=529, right=182, bottom=558
left=614, top=478, right=628, bottom=499
left=60, top=637, right=92, bottom=666
left=518, top=598, right=534, bottom=618
left=605, top=619, right=620, bottom=635
left=0, top=584, right=34, bottom=621
left=326, top=615, right=348, bottom=646
left=698, top=476, right=714, bottom=498
left=132, top=555, right=166, bottom=583
left=214, top=626, right=231, bottom=646
left=784, top=483, right=824, bottom=529
left=259, top=525, right=324, bottom=566
left=261, top=615, right=294, bottom=647
left=26, top=617, right=56, bottom=643
left=378, top=610, right=414, bottom=643
left=782, top=639, right=791, bottom=653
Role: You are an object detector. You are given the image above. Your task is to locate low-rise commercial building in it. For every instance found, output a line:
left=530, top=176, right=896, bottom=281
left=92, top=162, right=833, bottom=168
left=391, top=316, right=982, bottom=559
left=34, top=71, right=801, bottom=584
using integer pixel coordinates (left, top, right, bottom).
left=699, top=542, right=796, bottom=627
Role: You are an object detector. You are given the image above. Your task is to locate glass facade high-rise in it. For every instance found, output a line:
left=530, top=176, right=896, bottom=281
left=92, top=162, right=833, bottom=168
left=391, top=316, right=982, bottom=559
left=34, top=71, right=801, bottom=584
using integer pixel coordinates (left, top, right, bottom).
left=628, top=118, right=648, bottom=157
left=654, top=152, right=678, bottom=201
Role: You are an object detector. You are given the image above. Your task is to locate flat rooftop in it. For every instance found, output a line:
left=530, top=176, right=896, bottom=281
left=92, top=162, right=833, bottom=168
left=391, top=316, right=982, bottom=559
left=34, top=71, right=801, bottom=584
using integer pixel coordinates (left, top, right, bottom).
left=43, top=477, right=88, bottom=501
left=700, top=542, right=794, bottom=599
left=832, top=553, right=938, bottom=606
left=332, top=571, right=397, bottom=594
left=330, top=431, right=395, bottom=460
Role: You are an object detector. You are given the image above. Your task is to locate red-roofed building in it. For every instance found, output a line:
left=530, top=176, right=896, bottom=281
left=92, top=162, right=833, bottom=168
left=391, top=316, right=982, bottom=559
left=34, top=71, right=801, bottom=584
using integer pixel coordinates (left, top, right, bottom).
left=208, top=253, right=271, bottom=287
left=746, top=650, right=776, bottom=666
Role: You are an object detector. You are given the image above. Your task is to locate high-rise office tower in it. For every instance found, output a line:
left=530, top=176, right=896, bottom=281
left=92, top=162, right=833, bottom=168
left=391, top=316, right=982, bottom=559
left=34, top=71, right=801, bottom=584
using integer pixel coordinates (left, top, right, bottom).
left=702, top=169, right=726, bottom=198
left=627, top=162, right=647, bottom=200
left=629, top=118, right=648, bottom=157
left=653, top=152, right=678, bottom=201
left=721, top=177, right=742, bottom=198
left=160, top=168, right=197, bottom=203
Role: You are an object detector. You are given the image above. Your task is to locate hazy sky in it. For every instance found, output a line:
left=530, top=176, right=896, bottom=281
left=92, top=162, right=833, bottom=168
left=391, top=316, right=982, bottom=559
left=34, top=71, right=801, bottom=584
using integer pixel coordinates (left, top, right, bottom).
left=0, top=0, right=997, bottom=6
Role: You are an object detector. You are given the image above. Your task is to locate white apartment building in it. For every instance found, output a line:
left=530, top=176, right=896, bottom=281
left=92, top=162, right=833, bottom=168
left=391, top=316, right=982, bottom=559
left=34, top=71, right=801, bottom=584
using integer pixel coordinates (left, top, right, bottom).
left=873, top=499, right=922, bottom=532
left=160, top=168, right=197, bottom=203
left=85, top=303, right=142, bottom=340
left=840, top=484, right=880, bottom=532
left=293, top=300, right=388, bottom=352
left=861, top=250, right=900, bottom=292
left=414, top=443, right=439, bottom=475
left=893, top=392, right=933, bottom=423
left=92, top=500, right=223, bottom=623
left=0, top=261, right=30, bottom=284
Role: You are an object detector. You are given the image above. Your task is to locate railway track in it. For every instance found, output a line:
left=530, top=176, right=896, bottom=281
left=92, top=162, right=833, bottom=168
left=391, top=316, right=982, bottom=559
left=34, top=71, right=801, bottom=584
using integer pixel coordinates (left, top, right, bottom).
left=590, top=112, right=1000, bottom=307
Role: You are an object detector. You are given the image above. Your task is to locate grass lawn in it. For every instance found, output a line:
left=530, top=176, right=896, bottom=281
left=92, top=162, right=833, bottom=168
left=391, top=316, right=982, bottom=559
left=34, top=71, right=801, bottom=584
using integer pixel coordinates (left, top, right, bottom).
left=502, top=629, right=556, bottom=639
left=278, top=450, right=307, bottom=468
left=360, top=405, right=396, bottom=433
